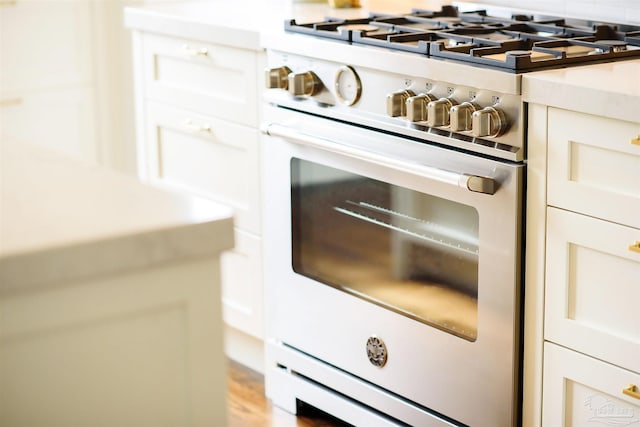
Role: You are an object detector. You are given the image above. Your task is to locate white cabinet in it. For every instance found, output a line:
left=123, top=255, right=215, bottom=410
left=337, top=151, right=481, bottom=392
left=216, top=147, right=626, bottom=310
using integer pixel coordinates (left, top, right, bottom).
left=143, top=101, right=261, bottom=234
left=535, top=107, right=640, bottom=424
left=545, top=208, right=640, bottom=372
left=1, top=258, right=229, bottom=427
left=523, top=61, right=640, bottom=427
left=139, top=33, right=259, bottom=127
left=0, top=89, right=98, bottom=161
left=547, top=108, right=640, bottom=229
left=130, top=29, right=265, bottom=343
left=542, top=343, right=640, bottom=427
left=0, top=0, right=98, bottom=162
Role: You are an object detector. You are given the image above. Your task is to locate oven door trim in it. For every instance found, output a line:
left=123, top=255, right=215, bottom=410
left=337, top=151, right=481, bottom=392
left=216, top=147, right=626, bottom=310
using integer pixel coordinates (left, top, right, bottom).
left=262, top=106, right=523, bottom=427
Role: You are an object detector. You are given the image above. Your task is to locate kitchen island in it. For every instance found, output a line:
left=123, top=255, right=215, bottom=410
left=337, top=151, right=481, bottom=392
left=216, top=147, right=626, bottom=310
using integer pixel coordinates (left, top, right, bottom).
left=0, top=140, right=234, bottom=427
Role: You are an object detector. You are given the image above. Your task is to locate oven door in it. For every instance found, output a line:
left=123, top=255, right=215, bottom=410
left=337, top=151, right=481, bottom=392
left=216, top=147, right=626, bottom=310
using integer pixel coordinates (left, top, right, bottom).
left=261, top=107, right=523, bottom=427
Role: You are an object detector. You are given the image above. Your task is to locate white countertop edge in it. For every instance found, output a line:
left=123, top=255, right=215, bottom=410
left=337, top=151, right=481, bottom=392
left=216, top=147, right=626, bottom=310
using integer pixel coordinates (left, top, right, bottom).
left=523, top=60, right=640, bottom=123
left=1, top=140, right=236, bottom=293
left=124, top=5, right=264, bottom=51
left=0, top=218, right=234, bottom=294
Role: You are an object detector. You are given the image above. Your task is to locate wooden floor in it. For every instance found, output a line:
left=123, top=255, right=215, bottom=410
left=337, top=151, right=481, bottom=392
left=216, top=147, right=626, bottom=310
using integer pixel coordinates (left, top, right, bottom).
left=227, top=359, right=350, bottom=427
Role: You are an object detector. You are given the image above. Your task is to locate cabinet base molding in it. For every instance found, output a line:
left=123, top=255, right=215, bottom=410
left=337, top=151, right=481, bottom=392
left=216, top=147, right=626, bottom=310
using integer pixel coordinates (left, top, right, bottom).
left=225, top=325, right=265, bottom=374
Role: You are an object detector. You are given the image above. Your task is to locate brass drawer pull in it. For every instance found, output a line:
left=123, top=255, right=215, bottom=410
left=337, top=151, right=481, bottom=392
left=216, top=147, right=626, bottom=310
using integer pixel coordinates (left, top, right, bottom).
left=623, top=384, right=640, bottom=400
left=630, top=241, right=640, bottom=254
left=183, top=118, right=212, bottom=134
left=0, top=1, right=17, bottom=6
left=182, top=45, right=208, bottom=57
left=0, top=97, right=23, bottom=107
left=632, top=135, right=640, bottom=146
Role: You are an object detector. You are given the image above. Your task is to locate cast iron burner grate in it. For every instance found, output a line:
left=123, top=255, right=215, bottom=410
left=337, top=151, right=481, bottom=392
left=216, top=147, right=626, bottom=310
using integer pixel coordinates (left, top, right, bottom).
left=284, top=6, right=640, bottom=72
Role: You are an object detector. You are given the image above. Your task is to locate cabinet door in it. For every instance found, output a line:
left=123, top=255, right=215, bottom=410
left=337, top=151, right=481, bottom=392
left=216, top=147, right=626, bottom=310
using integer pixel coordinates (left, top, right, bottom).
left=545, top=207, right=640, bottom=373
left=547, top=107, right=640, bottom=229
left=0, top=88, right=98, bottom=163
left=142, top=101, right=261, bottom=235
left=140, top=33, right=259, bottom=127
left=0, top=1, right=94, bottom=92
left=220, top=229, right=263, bottom=339
left=543, top=343, right=640, bottom=427
left=0, top=257, right=226, bottom=427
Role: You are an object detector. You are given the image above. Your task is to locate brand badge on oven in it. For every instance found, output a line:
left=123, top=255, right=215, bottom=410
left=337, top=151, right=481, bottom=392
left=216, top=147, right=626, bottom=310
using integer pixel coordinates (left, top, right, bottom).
left=366, top=336, right=388, bottom=368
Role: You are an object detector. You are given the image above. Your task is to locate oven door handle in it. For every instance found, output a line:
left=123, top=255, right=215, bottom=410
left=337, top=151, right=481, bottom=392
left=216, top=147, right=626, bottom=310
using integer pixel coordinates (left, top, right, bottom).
left=262, top=123, right=497, bottom=195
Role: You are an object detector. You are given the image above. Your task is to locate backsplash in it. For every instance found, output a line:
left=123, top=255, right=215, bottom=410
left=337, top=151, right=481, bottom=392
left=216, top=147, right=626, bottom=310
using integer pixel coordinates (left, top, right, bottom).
left=469, top=0, right=640, bottom=24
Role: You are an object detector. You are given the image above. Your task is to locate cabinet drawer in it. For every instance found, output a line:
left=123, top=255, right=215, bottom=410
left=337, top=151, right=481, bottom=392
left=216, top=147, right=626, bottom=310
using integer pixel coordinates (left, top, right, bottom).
left=545, top=207, right=640, bottom=373
left=1, top=88, right=97, bottom=163
left=543, top=342, right=640, bottom=427
left=547, top=107, right=640, bottom=229
left=220, top=229, right=263, bottom=339
left=140, top=33, right=259, bottom=127
left=143, top=102, right=260, bottom=234
left=0, top=1, right=93, bottom=92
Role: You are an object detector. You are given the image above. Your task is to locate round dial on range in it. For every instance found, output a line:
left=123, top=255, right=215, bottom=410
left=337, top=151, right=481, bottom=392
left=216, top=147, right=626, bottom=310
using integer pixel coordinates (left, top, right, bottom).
left=334, top=65, right=362, bottom=106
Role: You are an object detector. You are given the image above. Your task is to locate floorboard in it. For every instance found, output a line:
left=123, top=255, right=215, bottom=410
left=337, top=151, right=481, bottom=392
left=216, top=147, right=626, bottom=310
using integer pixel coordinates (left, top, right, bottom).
left=227, top=358, right=350, bottom=427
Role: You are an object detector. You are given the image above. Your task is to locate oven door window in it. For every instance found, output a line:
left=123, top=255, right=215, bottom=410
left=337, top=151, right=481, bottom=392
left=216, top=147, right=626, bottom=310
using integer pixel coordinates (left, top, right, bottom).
left=291, top=159, right=479, bottom=341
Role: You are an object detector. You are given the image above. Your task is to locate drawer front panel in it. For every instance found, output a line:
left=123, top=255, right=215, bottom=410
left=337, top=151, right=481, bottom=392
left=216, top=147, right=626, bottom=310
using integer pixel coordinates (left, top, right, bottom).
left=543, top=343, right=640, bottom=427
left=1, top=88, right=97, bottom=163
left=545, top=207, right=640, bottom=373
left=0, top=1, right=93, bottom=91
left=141, top=33, right=258, bottom=126
left=220, top=229, right=263, bottom=339
left=144, top=102, right=260, bottom=234
left=548, top=107, right=640, bottom=229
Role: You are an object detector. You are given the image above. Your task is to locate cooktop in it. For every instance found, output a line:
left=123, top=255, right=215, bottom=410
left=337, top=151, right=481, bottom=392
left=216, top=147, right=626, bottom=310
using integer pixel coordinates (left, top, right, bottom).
left=285, top=5, right=640, bottom=72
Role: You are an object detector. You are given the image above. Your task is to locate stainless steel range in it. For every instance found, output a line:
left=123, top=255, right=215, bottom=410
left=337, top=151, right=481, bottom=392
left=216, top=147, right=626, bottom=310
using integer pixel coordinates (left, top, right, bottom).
left=260, top=4, right=640, bottom=427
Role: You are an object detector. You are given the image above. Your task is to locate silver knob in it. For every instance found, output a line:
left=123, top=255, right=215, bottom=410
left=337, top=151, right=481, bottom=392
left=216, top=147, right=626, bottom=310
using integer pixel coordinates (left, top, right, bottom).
left=472, top=107, right=507, bottom=138
left=265, top=66, right=292, bottom=89
left=427, top=98, right=457, bottom=127
left=450, top=102, right=478, bottom=132
left=406, top=93, right=435, bottom=122
left=386, top=90, right=415, bottom=117
left=288, top=71, right=321, bottom=97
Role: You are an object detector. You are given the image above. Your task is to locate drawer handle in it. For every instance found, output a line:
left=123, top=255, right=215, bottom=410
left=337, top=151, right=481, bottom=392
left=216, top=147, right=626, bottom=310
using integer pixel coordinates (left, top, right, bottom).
left=0, top=1, right=17, bottom=6
left=182, top=45, right=208, bottom=57
left=623, top=384, right=640, bottom=400
left=630, top=241, right=640, bottom=254
left=183, top=119, right=212, bottom=134
left=0, top=97, right=23, bottom=107
left=632, top=135, right=640, bottom=146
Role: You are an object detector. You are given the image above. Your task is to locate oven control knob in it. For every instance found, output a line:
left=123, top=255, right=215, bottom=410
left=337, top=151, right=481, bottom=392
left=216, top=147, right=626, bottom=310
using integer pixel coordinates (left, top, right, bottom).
left=265, top=66, right=292, bottom=90
left=386, top=90, right=415, bottom=117
left=406, top=93, right=435, bottom=122
left=450, top=102, right=478, bottom=132
left=472, top=107, right=507, bottom=138
left=427, top=98, right=457, bottom=127
left=288, top=71, right=322, bottom=97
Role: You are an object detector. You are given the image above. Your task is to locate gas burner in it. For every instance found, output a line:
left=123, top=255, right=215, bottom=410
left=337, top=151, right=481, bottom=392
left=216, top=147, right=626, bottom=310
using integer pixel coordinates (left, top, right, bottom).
left=597, top=39, right=629, bottom=52
left=336, top=23, right=383, bottom=34
left=284, top=6, right=640, bottom=72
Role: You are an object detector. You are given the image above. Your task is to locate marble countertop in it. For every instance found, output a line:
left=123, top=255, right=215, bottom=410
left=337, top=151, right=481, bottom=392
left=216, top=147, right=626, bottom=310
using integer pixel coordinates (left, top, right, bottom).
left=523, top=60, right=640, bottom=123
left=124, top=1, right=274, bottom=50
left=0, top=141, right=234, bottom=292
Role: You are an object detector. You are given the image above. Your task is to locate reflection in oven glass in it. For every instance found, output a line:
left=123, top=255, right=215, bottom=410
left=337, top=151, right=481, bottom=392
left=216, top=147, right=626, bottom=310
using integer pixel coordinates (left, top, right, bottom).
left=291, top=159, right=479, bottom=341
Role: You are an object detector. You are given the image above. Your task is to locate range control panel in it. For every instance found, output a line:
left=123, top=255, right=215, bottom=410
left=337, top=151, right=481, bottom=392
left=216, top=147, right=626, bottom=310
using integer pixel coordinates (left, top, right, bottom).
left=264, top=50, right=525, bottom=161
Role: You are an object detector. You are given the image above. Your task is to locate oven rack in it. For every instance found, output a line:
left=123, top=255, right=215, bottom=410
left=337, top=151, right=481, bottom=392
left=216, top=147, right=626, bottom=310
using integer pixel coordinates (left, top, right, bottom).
left=334, top=200, right=479, bottom=258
